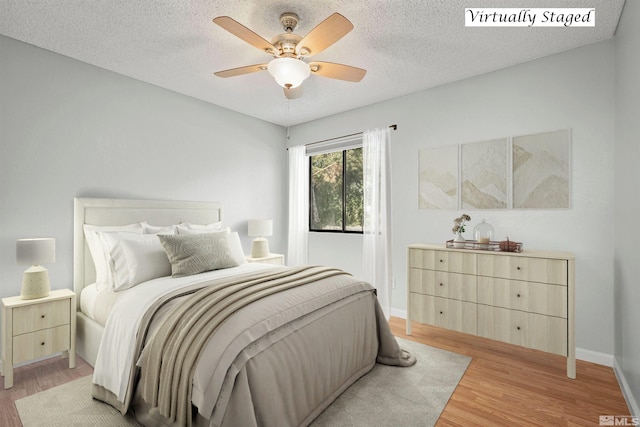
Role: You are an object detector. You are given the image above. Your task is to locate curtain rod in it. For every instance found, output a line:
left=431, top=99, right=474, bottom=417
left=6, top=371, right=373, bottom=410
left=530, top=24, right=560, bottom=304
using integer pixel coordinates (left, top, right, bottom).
left=304, top=124, right=397, bottom=148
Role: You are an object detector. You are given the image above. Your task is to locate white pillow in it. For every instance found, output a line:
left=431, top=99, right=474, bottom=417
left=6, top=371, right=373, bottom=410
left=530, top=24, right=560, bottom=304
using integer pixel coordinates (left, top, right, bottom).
left=177, top=226, right=229, bottom=235
left=226, top=232, right=247, bottom=265
left=142, top=222, right=177, bottom=235
left=101, top=232, right=171, bottom=291
left=83, top=223, right=143, bottom=289
left=176, top=221, right=223, bottom=233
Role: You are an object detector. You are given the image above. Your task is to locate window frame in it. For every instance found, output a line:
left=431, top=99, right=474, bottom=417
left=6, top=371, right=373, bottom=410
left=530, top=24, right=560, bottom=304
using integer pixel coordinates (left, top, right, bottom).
left=308, top=147, right=364, bottom=234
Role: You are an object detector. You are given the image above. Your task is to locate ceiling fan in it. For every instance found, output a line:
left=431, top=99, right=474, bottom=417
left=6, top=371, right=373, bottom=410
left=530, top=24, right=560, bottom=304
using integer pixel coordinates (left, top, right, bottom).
left=212, top=12, right=366, bottom=99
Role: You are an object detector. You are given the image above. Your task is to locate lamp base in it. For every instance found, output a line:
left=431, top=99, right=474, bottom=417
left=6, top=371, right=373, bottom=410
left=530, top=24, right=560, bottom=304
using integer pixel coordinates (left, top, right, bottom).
left=21, top=265, right=51, bottom=300
left=251, top=238, right=270, bottom=258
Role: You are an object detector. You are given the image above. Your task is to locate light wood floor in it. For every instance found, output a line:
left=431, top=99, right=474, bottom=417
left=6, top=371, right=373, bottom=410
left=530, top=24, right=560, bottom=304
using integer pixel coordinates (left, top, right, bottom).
left=390, top=317, right=631, bottom=426
left=0, top=318, right=630, bottom=426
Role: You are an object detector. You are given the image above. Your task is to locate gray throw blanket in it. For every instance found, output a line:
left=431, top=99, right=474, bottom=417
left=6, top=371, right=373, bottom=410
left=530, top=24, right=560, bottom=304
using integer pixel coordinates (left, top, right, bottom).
left=139, top=266, right=353, bottom=425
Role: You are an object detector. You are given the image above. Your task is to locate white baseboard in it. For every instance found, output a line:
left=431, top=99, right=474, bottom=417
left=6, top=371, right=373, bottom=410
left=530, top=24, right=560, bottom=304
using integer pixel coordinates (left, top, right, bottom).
left=390, top=308, right=407, bottom=319
left=576, top=347, right=614, bottom=367
left=392, top=307, right=615, bottom=367
left=614, top=358, right=640, bottom=416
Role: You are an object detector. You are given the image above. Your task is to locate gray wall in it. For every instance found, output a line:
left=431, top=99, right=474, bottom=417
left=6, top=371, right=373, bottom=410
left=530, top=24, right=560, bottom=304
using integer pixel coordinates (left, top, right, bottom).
left=0, top=35, right=287, bottom=307
left=614, top=0, right=640, bottom=416
left=290, top=40, right=616, bottom=361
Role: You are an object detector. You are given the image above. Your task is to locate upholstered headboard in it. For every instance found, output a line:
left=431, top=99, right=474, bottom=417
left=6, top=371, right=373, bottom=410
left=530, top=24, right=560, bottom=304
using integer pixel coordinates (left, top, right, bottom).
left=73, top=197, right=223, bottom=308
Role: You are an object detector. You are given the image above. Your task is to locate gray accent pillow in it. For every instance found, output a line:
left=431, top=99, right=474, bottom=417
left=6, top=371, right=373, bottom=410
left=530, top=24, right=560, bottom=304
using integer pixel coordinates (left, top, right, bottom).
left=158, top=231, right=239, bottom=277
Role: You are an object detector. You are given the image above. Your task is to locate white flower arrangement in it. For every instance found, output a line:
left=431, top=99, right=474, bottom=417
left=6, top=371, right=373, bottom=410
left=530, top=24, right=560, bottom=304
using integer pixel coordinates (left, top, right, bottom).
left=452, top=214, right=471, bottom=234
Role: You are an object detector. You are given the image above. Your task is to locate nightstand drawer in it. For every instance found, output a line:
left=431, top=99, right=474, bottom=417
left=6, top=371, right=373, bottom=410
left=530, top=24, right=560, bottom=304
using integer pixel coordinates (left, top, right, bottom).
left=12, top=299, right=70, bottom=335
left=12, top=325, right=70, bottom=364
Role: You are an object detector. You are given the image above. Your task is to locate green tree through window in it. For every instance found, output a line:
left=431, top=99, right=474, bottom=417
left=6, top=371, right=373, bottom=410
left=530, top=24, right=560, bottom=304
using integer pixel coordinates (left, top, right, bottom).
left=310, top=148, right=363, bottom=232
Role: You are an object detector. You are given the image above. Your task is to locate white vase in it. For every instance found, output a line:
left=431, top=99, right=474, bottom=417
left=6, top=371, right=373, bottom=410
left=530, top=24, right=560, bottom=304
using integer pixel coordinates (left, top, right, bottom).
left=453, top=233, right=465, bottom=248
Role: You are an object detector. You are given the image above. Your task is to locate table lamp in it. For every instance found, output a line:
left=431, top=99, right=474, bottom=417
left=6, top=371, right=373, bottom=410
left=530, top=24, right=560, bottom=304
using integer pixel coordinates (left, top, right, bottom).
left=248, top=220, right=272, bottom=258
left=16, top=238, right=55, bottom=299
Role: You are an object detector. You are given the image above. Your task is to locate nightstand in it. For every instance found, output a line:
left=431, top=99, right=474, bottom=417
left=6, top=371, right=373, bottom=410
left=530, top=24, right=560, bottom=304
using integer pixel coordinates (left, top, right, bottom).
left=1, top=288, right=76, bottom=389
left=245, top=253, right=285, bottom=265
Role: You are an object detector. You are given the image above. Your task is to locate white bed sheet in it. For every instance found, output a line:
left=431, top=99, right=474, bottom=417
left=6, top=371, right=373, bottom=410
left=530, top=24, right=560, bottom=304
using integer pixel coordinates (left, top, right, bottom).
left=80, top=283, right=99, bottom=319
left=92, top=262, right=277, bottom=403
left=80, top=283, right=121, bottom=326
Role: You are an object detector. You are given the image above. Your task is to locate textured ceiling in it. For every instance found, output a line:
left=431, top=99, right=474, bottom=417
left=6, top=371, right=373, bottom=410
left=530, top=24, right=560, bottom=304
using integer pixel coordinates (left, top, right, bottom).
left=0, top=0, right=625, bottom=126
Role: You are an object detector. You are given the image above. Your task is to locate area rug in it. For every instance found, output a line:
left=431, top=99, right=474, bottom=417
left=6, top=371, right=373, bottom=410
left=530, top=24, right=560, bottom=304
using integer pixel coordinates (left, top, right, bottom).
left=16, top=338, right=470, bottom=427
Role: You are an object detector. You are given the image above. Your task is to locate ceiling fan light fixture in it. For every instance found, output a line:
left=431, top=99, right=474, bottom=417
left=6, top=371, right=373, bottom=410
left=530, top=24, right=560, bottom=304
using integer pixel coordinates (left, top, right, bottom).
left=267, top=57, right=310, bottom=89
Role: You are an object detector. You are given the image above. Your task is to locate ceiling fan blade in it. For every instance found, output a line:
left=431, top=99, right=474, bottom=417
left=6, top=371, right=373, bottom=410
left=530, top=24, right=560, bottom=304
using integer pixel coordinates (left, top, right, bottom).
left=284, top=85, right=303, bottom=99
left=309, top=61, right=366, bottom=82
left=295, top=13, right=353, bottom=57
left=213, top=16, right=278, bottom=55
left=214, top=64, right=267, bottom=78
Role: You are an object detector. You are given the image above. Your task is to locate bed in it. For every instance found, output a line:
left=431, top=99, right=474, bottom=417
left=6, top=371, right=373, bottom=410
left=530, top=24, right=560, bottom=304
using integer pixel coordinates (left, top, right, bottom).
left=73, top=197, right=414, bottom=426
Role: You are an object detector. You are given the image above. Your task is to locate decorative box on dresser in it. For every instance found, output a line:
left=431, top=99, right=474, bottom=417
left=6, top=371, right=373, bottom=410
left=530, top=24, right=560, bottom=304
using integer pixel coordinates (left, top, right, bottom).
left=407, top=243, right=575, bottom=378
left=1, top=289, right=76, bottom=388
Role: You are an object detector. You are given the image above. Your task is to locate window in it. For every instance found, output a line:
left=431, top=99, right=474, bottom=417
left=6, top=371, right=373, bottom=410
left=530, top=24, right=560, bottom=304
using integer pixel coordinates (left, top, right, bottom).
left=309, top=147, right=363, bottom=232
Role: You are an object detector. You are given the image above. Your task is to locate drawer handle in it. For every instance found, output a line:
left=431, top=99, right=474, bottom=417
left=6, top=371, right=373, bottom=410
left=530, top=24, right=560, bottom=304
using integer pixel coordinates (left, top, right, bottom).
left=516, top=326, right=521, bottom=331
left=517, top=266, right=521, bottom=270
left=439, top=311, right=443, bottom=315
left=516, top=293, right=521, bottom=298
left=439, top=283, right=444, bottom=287
left=41, top=315, right=45, bottom=319
left=439, top=259, right=444, bottom=263
left=41, top=342, right=45, bottom=346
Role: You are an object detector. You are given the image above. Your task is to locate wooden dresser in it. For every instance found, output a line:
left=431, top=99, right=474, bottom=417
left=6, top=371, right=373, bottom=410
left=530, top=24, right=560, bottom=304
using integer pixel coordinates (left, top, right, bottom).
left=407, top=243, right=575, bottom=378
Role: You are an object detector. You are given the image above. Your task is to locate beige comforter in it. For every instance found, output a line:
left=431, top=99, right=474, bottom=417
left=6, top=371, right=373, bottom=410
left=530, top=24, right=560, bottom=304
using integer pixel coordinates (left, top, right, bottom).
left=94, top=266, right=415, bottom=427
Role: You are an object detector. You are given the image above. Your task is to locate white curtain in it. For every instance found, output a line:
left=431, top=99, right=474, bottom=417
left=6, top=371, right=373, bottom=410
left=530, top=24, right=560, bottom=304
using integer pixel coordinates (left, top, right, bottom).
left=287, top=145, right=309, bottom=266
left=362, top=127, right=393, bottom=318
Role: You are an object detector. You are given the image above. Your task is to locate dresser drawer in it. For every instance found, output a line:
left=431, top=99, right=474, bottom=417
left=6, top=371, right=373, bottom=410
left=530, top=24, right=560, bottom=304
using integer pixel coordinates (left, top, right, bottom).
left=477, top=254, right=568, bottom=285
left=12, top=325, right=70, bottom=364
left=12, top=299, right=70, bottom=336
left=477, top=305, right=567, bottom=356
left=409, top=294, right=477, bottom=335
left=409, top=249, right=476, bottom=274
left=409, top=268, right=477, bottom=302
left=477, top=277, right=567, bottom=318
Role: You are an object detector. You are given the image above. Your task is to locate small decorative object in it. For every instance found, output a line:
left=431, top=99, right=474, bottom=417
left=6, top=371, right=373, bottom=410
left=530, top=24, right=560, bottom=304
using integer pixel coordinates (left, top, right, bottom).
left=453, top=233, right=466, bottom=248
left=248, top=219, right=273, bottom=258
left=16, top=238, right=55, bottom=299
left=499, top=237, right=520, bottom=252
left=474, top=219, right=494, bottom=249
left=452, top=214, right=471, bottom=248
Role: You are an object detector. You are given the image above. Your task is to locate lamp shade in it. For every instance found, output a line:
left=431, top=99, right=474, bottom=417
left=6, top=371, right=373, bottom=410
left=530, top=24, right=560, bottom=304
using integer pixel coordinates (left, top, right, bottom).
left=267, top=58, right=310, bottom=88
left=16, top=238, right=56, bottom=266
left=248, top=220, right=273, bottom=237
